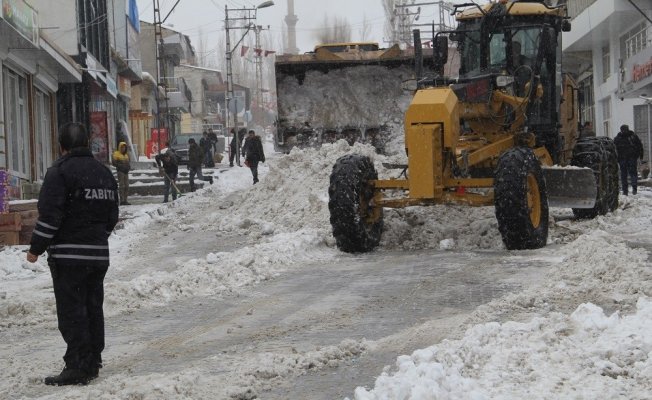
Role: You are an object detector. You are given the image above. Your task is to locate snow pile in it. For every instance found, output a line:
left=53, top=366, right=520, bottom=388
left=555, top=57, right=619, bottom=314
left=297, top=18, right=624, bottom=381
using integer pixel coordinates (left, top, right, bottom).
left=351, top=194, right=652, bottom=399
left=277, top=65, right=414, bottom=129
left=353, top=297, right=652, bottom=400
left=25, top=339, right=367, bottom=400
left=0, top=246, right=47, bottom=279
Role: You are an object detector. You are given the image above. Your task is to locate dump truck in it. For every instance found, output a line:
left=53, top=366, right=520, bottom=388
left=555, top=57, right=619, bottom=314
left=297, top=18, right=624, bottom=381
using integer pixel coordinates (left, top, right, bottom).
left=273, top=42, right=434, bottom=154
left=328, top=0, right=620, bottom=252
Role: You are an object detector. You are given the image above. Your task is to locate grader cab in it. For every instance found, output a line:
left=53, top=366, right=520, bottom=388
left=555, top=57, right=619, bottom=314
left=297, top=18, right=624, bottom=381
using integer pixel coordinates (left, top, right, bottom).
left=328, top=0, right=620, bottom=252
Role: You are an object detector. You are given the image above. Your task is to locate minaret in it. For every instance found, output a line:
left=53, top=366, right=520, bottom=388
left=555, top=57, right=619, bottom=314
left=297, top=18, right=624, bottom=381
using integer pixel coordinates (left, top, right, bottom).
left=284, top=0, right=299, bottom=54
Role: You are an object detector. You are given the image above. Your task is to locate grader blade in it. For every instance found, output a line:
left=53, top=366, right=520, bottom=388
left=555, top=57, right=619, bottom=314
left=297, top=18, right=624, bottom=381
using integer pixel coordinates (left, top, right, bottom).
left=542, top=167, right=597, bottom=209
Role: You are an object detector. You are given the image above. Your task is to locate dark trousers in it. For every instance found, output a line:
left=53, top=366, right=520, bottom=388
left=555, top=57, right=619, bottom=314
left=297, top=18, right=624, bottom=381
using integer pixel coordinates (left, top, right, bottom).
left=229, top=147, right=237, bottom=166
left=248, top=159, right=260, bottom=183
left=204, top=149, right=214, bottom=167
left=619, top=159, right=638, bottom=194
left=50, top=264, right=108, bottom=371
left=189, top=166, right=210, bottom=191
left=117, top=171, right=129, bottom=204
left=163, top=173, right=178, bottom=202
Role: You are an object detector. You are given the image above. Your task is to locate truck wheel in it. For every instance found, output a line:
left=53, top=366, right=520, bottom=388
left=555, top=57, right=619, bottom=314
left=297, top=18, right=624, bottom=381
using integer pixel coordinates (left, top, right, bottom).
left=596, top=138, right=619, bottom=211
left=494, top=147, right=549, bottom=250
left=571, top=138, right=609, bottom=218
left=328, top=154, right=383, bottom=253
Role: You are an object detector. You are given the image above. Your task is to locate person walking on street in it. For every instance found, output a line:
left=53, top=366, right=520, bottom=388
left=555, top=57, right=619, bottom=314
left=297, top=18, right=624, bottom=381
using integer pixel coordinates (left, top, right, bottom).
left=208, top=128, right=218, bottom=153
left=155, top=148, right=180, bottom=202
left=111, top=141, right=131, bottom=205
left=241, top=129, right=265, bottom=184
left=188, top=138, right=214, bottom=191
left=614, top=124, right=644, bottom=195
left=200, top=131, right=214, bottom=168
left=229, top=128, right=239, bottom=167
left=26, top=122, right=119, bottom=386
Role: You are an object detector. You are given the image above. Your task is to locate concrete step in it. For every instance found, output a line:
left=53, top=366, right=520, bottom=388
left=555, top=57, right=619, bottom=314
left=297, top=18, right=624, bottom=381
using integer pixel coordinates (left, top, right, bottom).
left=127, top=181, right=207, bottom=196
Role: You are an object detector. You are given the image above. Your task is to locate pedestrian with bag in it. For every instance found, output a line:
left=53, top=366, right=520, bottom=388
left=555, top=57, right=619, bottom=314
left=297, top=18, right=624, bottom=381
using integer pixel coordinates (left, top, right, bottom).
left=155, top=148, right=180, bottom=202
left=614, top=124, right=644, bottom=195
left=188, top=138, right=214, bottom=191
left=111, top=141, right=131, bottom=205
left=26, top=122, right=119, bottom=386
left=241, top=129, right=265, bottom=184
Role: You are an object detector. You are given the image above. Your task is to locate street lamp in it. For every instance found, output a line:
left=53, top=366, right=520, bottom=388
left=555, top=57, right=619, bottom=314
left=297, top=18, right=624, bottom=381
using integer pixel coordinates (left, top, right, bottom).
left=225, top=1, right=274, bottom=166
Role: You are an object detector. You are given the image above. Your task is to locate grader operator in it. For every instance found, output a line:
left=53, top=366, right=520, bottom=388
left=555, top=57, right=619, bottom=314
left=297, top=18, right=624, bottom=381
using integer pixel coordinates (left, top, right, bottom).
left=328, top=0, right=619, bottom=252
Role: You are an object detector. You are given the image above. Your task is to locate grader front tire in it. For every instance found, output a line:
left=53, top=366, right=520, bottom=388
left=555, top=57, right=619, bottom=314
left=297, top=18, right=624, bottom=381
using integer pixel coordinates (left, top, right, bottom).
left=494, top=147, right=549, bottom=250
left=328, top=154, right=383, bottom=253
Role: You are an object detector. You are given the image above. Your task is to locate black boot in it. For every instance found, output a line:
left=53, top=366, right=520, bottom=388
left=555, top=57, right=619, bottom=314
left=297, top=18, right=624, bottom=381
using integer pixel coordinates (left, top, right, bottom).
left=44, top=367, right=94, bottom=386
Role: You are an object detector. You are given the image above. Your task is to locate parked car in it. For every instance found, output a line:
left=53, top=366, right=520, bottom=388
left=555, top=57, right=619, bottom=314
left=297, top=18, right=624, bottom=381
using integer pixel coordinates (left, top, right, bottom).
left=168, top=133, right=203, bottom=165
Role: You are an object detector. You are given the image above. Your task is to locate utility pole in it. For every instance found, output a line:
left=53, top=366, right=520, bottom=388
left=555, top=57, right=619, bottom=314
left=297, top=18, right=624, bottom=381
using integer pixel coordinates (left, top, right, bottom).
left=152, top=0, right=181, bottom=154
left=253, top=24, right=269, bottom=116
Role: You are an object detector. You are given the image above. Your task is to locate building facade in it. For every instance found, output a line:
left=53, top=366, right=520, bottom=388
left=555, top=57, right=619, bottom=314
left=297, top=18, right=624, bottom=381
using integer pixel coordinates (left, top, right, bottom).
left=138, top=21, right=194, bottom=146
left=563, top=0, right=651, bottom=163
left=30, top=0, right=143, bottom=165
left=0, top=0, right=82, bottom=200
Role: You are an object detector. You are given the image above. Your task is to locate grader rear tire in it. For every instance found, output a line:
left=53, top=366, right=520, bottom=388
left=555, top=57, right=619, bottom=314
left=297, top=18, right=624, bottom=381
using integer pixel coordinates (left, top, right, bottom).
left=494, top=147, right=549, bottom=250
left=328, top=154, right=383, bottom=253
left=597, top=138, right=619, bottom=212
left=571, top=138, right=613, bottom=218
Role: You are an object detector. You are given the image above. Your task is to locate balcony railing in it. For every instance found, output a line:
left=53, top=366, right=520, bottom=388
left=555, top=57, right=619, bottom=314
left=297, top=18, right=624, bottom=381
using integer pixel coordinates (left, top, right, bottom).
left=567, top=0, right=598, bottom=19
left=624, top=24, right=650, bottom=60
left=161, top=76, right=192, bottom=112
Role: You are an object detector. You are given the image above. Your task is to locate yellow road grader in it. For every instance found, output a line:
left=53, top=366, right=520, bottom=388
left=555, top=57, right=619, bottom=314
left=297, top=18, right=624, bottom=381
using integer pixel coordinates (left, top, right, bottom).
left=328, top=0, right=620, bottom=252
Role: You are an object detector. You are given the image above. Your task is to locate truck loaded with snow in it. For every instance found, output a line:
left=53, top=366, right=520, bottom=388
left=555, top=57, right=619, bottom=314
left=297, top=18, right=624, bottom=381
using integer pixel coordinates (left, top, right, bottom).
left=273, top=42, right=430, bottom=154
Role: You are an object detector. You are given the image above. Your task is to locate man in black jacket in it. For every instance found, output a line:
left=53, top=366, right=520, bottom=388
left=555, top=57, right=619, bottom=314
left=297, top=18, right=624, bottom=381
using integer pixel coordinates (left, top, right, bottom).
left=155, top=148, right=180, bottom=202
left=26, top=122, right=119, bottom=385
left=614, top=124, right=644, bottom=195
left=188, top=138, right=213, bottom=191
left=241, top=130, right=265, bottom=184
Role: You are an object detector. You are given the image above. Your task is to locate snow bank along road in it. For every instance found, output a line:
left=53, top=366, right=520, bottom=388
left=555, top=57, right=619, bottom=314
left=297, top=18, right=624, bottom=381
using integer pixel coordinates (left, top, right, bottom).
left=1, top=141, right=651, bottom=399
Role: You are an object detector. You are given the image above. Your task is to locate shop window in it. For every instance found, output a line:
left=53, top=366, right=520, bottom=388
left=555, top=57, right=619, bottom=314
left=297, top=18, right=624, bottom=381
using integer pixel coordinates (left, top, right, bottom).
left=3, top=68, right=30, bottom=179
left=601, top=46, right=610, bottom=83
left=579, top=75, right=595, bottom=125
left=34, top=89, right=53, bottom=181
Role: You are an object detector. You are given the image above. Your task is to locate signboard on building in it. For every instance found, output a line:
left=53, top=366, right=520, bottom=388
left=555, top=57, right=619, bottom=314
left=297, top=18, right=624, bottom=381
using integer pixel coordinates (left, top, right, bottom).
left=90, top=112, right=109, bottom=163
left=623, top=47, right=652, bottom=97
left=118, top=76, right=131, bottom=98
left=1, top=0, right=38, bottom=46
left=0, top=170, right=8, bottom=213
left=146, top=128, right=168, bottom=158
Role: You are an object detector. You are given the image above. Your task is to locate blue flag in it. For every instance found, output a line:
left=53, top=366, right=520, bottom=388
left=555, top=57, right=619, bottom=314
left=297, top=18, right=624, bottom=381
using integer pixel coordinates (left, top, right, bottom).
left=128, top=0, right=140, bottom=32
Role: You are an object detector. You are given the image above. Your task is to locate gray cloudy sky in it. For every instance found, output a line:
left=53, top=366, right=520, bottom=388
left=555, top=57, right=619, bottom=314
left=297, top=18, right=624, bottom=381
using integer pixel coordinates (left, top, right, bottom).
left=136, top=0, right=459, bottom=55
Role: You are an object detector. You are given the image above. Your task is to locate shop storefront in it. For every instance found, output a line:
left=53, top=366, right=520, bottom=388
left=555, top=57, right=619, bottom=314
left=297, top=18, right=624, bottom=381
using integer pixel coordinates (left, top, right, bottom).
left=621, top=30, right=652, bottom=169
left=0, top=0, right=81, bottom=200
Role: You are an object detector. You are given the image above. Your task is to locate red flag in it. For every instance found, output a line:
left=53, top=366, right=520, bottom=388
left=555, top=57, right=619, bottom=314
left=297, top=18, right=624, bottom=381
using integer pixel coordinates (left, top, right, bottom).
left=264, top=50, right=276, bottom=57
left=240, top=46, right=249, bottom=57
left=254, top=48, right=263, bottom=56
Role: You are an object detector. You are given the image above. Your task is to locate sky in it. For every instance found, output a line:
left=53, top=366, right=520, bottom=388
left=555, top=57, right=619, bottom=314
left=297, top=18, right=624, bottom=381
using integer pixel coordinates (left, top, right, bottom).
left=136, top=0, right=457, bottom=56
